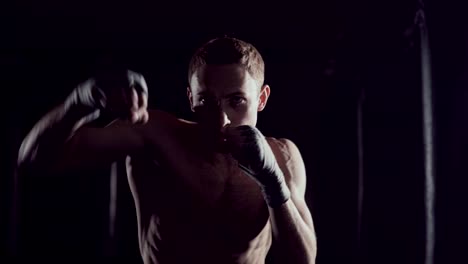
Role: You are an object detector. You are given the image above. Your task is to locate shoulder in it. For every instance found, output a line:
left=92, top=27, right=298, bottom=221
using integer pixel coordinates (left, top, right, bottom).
left=144, top=109, right=197, bottom=132
left=147, top=109, right=191, bottom=125
left=143, top=109, right=202, bottom=146
left=266, top=137, right=302, bottom=163
left=266, top=137, right=305, bottom=177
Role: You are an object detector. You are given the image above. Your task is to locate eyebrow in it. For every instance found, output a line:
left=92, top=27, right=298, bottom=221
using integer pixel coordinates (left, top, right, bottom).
left=197, top=91, right=246, bottom=97
left=225, top=92, right=246, bottom=97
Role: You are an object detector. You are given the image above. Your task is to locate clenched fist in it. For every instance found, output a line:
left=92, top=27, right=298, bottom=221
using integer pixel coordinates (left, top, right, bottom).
left=225, top=125, right=291, bottom=207
left=69, top=69, right=149, bottom=124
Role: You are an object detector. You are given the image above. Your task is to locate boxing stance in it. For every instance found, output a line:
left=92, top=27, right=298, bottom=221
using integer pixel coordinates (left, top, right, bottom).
left=18, top=37, right=317, bottom=264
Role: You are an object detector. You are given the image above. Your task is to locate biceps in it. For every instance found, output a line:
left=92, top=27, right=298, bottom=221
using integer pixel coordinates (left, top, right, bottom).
left=293, top=195, right=315, bottom=232
left=289, top=181, right=315, bottom=233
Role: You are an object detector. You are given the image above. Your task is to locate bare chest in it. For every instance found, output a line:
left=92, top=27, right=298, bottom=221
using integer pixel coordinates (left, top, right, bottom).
left=129, top=150, right=271, bottom=259
left=158, top=151, right=269, bottom=227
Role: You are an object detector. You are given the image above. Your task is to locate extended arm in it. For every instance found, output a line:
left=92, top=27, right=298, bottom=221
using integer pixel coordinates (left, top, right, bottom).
left=18, top=74, right=148, bottom=173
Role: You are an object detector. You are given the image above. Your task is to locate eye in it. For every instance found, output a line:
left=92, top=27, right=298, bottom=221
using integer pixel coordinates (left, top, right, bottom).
left=199, top=97, right=212, bottom=105
left=198, top=97, right=216, bottom=107
left=230, top=96, right=246, bottom=106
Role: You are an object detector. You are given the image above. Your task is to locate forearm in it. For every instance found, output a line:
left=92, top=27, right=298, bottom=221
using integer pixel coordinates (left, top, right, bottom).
left=229, top=132, right=316, bottom=263
left=17, top=96, right=98, bottom=169
left=269, top=199, right=317, bottom=264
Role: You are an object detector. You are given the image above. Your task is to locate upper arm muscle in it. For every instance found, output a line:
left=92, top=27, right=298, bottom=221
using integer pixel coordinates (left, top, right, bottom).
left=58, top=120, right=145, bottom=171
left=269, top=138, right=315, bottom=230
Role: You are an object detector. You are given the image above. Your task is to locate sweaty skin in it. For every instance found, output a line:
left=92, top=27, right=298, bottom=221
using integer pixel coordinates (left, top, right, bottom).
left=18, top=64, right=316, bottom=264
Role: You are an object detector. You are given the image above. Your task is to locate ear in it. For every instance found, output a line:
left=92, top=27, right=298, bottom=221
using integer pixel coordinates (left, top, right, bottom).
left=187, top=87, right=195, bottom=112
left=257, top=85, right=271, bottom=112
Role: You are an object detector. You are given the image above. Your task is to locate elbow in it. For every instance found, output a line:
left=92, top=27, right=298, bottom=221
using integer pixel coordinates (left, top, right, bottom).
left=307, top=233, right=317, bottom=264
left=17, top=147, right=45, bottom=175
left=280, top=239, right=317, bottom=264
left=17, top=137, right=58, bottom=174
left=17, top=136, right=38, bottom=169
left=301, top=235, right=318, bottom=264
left=308, top=245, right=317, bottom=264
left=297, top=250, right=316, bottom=264
left=299, top=243, right=317, bottom=264
left=289, top=250, right=317, bottom=264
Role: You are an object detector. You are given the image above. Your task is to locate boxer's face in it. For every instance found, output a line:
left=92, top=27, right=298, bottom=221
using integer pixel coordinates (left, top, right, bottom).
left=188, top=64, right=270, bottom=141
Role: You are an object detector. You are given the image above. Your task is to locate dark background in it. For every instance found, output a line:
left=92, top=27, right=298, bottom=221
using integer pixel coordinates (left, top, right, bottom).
left=1, top=0, right=467, bottom=263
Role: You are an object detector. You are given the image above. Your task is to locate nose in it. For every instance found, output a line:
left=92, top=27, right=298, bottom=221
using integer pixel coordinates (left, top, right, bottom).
left=197, top=100, right=231, bottom=131
left=216, top=107, right=231, bottom=130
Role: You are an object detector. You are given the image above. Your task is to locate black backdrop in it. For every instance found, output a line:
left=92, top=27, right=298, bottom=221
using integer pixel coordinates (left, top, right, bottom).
left=1, top=1, right=467, bottom=264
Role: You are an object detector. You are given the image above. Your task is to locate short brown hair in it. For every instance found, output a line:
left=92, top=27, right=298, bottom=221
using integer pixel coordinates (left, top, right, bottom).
left=188, top=37, right=265, bottom=87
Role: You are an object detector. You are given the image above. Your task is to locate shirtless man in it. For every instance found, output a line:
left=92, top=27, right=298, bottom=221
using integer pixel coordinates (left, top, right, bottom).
left=18, top=37, right=317, bottom=264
